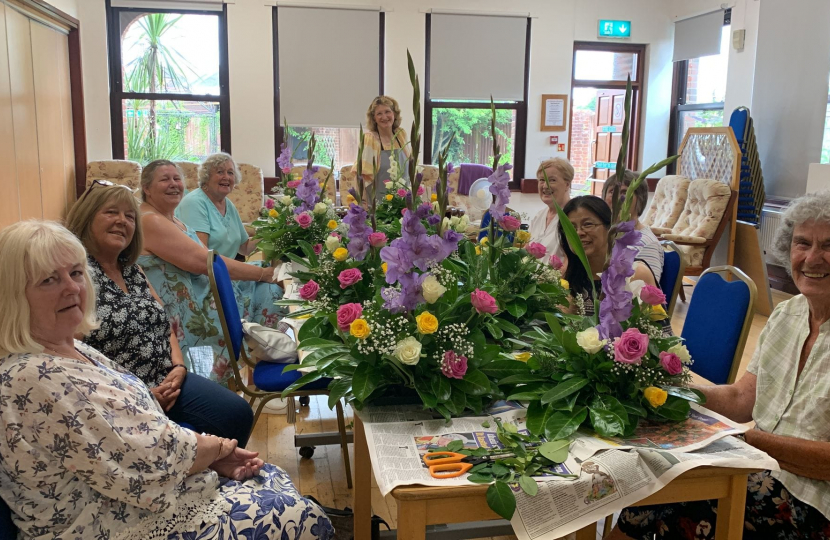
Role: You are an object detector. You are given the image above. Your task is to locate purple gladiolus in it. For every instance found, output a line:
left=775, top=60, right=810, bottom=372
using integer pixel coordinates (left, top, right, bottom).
left=427, top=214, right=441, bottom=226
left=342, top=203, right=372, bottom=261
left=294, top=167, right=321, bottom=214
left=597, top=221, right=642, bottom=340
left=277, top=143, right=292, bottom=173
left=488, top=164, right=513, bottom=223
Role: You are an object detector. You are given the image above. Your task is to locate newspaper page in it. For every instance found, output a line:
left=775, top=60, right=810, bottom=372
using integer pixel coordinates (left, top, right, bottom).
left=511, top=437, right=778, bottom=540
left=570, top=403, right=749, bottom=461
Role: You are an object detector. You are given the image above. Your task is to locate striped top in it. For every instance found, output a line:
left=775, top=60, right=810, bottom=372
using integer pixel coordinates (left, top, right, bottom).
left=635, top=226, right=663, bottom=283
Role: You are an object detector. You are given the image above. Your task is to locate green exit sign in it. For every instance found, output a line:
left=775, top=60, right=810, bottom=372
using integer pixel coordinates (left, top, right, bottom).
left=598, top=19, right=631, bottom=38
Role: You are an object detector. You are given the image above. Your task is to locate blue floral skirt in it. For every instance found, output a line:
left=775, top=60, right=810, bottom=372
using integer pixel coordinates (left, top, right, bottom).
left=617, top=470, right=829, bottom=540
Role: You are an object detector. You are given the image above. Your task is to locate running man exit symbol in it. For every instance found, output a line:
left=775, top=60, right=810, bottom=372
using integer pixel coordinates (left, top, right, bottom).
left=598, top=19, right=631, bottom=38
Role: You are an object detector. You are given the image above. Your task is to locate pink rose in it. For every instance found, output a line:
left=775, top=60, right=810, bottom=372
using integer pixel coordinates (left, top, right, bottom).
left=417, top=185, right=425, bottom=196
left=265, top=198, right=275, bottom=209
left=441, top=350, right=468, bottom=379
left=338, top=268, right=363, bottom=289
left=548, top=254, right=564, bottom=270
left=471, top=288, right=498, bottom=314
left=299, top=280, right=319, bottom=301
left=336, top=303, right=363, bottom=331
left=295, top=213, right=312, bottom=228
left=287, top=180, right=300, bottom=189
left=397, top=188, right=408, bottom=198
left=639, top=284, right=667, bottom=306
left=659, top=351, right=683, bottom=375
left=368, top=232, right=388, bottom=248
left=613, top=328, right=650, bottom=365
left=313, top=244, right=322, bottom=255
left=526, top=242, right=547, bottom=259
left=501, top=215, right=521, bottom=232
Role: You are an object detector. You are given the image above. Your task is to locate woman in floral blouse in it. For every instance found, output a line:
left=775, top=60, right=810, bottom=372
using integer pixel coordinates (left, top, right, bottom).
left=0, top=220, right=333, bottom=540
left=66, top=182, right=254, bottom=445
left=352, top=95, right=411, bottom=199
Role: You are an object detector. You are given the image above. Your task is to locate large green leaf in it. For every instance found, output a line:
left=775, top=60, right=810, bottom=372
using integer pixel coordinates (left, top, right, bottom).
left=452, top=369, right=491, bottom=396
left=505, top=391, right=544, bottom=401
left=541, top=377, right=589, bottom=405
left=280, top=370, right=324, bottom=397
left=499, top=373, right=546, bottom=385
left=297, top=316, right=329, bottom=342
left=525, top=400, right=554, bottom=435
left=544, top=407, right=588, bottom=440
left=664, top=386, right=706, bottom=404
left=448, top=388, right=467, bottom=415
left=538, top=439, right=570, bottom=464
left=352, top=363, right=380, bottom=402
left=327, top=378, right=352, bottom=409
left=553, top=197, right=595, bottom=304
left=654, top=395, right=691, bottom=421
left=544, top=313, right=564, bottom=343
left=431, top=376, right=452, bottom=401
left=480, top=360, right=532, bottom=380
left=297, top=337, right=345, bottom=350
left=588, top=395, right=629, bottom=437
left=519, top=475, right=538, bottom=497
left=486, top=481, right=516, bottom=520
left=506, top=303, right=527, bottom=319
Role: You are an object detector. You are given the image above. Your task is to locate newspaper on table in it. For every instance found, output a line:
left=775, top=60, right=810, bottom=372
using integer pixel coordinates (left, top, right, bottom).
left=358, top=402, right=778, bottom=540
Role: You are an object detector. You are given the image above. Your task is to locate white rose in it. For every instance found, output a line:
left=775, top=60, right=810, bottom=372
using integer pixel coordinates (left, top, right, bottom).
left=576, top=327, right=608, bottom=354
left=668, top=343, right=692, bottom=365
left=394, top=336, right=422, bottom=365
left=422, top=275, right=447, bottom=304
left=384, top=181, right=393, bottom=189
left=456, top=215, right=470, bottom=231
left=281, top=195, right=292, bottom=205
left=449, top=216, right=460, bottom=227
left=442, top=217, right=451, bottom=230
left=313, top=202, right=327, bottom=215
left=325, top=235, right=341, bottom=252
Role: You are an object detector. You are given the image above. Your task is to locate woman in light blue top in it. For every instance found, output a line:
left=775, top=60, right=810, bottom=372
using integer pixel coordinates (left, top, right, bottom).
left=176, top=153, right=258, bottom=259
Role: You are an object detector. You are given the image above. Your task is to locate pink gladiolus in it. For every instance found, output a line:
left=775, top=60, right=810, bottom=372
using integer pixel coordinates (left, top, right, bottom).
left=471, top=289, right=498, bottom=314
left=295, top=213, right=313, bottom=228
left=501, top=215, right=521, bottom=232
left=526, top=242, right=547, bottom=259
left=299, top=280, right=319, bottom=301
left=336, top=303, right=363, bottom=331
left=397, top=188, right=408, bottom=198
left=549, top=254, right=564, bottom=270
left=659, top=351, right=683, bottom=375
left=368, top=232, right=388, bottom=248
left=441, top=350, right=468, bottom=379
left=287, top=180, right=300, bottom=189
left=640, top=284, right=667, bottom=306
left=265, top=198, right=275, bottom=209
left=338, top=268, right=363, bottom=289
left=313, top=244, right=322, bottom=255
left=613, top=328, right=650, bottom=365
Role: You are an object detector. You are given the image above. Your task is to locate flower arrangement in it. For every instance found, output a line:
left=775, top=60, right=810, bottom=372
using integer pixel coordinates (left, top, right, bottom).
left=252, top=129, right=338, bottom=262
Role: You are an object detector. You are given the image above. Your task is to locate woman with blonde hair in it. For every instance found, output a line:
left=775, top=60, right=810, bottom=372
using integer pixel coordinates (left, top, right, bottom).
left=353, top=95, right=411, bottom=197
left=529, top=157, right=574, bottom=261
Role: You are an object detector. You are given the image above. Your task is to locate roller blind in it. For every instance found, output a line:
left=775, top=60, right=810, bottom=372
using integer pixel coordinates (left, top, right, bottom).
left=278, top=6, right=379, bottom=127
left=673, top=10, right=724, bottom=62
left=429, top=13, right=527, bottom=101
left=110, top=1, right=224, bottom=11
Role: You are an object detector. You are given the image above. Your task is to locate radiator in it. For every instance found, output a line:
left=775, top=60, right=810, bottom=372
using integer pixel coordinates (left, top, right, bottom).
left=760, top=208, right=783, bottom=265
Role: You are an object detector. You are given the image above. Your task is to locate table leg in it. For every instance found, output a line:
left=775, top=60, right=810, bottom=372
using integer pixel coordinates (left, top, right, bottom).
left=575, top=523, right=597, bottom=540
left=397, top=500, right=427, bottom=540
left=354, top=416, right=372, bottom=540
left=715, top=474, right=748, bottom=540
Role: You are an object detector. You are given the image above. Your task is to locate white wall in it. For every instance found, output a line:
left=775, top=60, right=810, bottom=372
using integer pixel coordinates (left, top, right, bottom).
left=48, top=0, right=77, bottom=18
left=75, top=0, right=677, bottom=178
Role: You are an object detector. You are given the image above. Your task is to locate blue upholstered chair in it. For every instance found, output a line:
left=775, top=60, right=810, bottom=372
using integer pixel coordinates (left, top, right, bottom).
left=681, top=266, right=757, bottom=385
left=0, top=497, right=17, bottom=539
left=659, top=241, right=686, bottom=317
left=206, top=251, right=352, bottom=487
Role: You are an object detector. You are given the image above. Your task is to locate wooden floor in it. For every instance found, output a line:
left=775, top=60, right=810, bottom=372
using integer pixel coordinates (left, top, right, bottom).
left=246, top=283, right=792, bottom=540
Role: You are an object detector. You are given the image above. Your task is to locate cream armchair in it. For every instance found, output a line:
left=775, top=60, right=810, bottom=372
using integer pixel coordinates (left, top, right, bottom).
left=86, top=160, right=142, bottom=191
left=230, top=163, right=265, bottom=225
left=175, top=161, right=200, bottom=193
left=339, top=165, right=357, bottom=206
left=642, top=175, right=690, bottom=235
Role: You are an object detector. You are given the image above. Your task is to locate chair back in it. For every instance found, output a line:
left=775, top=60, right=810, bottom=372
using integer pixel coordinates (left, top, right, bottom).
left=660, top=241, right=686, bottom=317
left=669, top=179, right=733, bottom=269
left=339, top=165, right=357, bottom=205
left=681, top=265, right=756, bottom=384
left=642, top=175, right=690, bottom=230
left=205, top=250, right=246, bottom=386
left=175, top=161, right=200, bottom=192
left=230, top=163, right=265, bottom=225
left=86, top=160, right=142, bottom=191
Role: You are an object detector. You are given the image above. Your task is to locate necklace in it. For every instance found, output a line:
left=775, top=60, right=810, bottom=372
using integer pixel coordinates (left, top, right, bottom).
left=145, top=201, right=187, bottom=232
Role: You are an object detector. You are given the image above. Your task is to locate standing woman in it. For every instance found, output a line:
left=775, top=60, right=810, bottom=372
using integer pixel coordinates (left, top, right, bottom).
left=176, top=152, right=258, bottom=260
left=529, top=158, right=574, bottom=261
left=353, top=95, right=411, bottom=197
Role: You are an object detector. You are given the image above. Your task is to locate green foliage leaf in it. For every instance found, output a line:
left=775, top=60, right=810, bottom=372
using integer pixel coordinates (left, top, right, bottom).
left=446, top=440, right=464, bottom=452
left=655, top=395, right=691, bottom=421
left=486, top=481, right=517, bottom=520
left=467, top=473, right=494, bottom=484
left=480, top=360, right=532, bottom=379
left=297, top=316, right=329, bottom=342
left=431, top=376, right=452, bottom=401
left=544, top=407, right=587, bottom=440
left=518, top=475, right=538, bottom=496
left=505, top=391, right=543, bottom=401
left=538, top=440, right=570, bottom=464
left=506, top=303, right=527, bottom=319
left=352, top=363, right=379, bottom=402
left=452, top=369, right=490, bottom=396
left=541, top=377, right=589, bottom=405
left=588, top=396, right=629, bottom=437
left=327, top=378, right=352, bottom=409
left=280, top=369, right=324, bottom=397
left=499, top=373, right=545, bottom=385
left=621, top=400, right=648, bottom=418
left=664, top=386, right=706, bottom=404
left=525, top=401, right=553, bottom=436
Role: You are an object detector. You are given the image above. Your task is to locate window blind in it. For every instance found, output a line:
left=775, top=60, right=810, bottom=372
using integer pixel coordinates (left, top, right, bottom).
left=673, top=10, right=724, bottom=62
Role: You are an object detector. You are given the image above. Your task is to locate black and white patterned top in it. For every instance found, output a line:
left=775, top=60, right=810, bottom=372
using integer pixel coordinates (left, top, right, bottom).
left=84, top=257, right=173, bottom=387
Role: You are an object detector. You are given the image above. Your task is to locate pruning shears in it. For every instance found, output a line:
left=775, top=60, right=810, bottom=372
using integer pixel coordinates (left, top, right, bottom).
left=422, top=451, right=516, bottom=479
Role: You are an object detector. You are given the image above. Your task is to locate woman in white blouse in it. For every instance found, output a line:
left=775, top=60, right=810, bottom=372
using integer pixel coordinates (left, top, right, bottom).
left=529, top=158, right=574, bottom=261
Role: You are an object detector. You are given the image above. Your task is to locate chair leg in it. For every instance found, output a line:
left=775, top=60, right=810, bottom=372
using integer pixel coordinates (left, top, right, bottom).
left=287, top=396, right=297, bottom=424
left=335, top=399, right=353, bottom=489
left=679, top=285, right=687, bottom=303
left=602, top=514, right=613, bottom=538
left=251, top=399, right=268, bottom=434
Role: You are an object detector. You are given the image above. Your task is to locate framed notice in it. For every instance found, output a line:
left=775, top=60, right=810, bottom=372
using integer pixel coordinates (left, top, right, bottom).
left=540, top=94, right=568, bottom=132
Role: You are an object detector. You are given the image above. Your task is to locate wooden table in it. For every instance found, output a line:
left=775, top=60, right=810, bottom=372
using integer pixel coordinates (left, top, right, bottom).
left=354, top=416, right=758, bottom=540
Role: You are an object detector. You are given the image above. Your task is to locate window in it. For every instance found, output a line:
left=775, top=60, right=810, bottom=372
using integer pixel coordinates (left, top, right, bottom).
left=107, top=4, right=230, bottom=164
left=668, top=10, right=731, bottom=166
left=568, top=43, right=646, bottom=196
left=424, top=13, right=530, bottom=185
left=274, top=6, right=383, bottom=173
left=821, top=74, right=830, bottom=164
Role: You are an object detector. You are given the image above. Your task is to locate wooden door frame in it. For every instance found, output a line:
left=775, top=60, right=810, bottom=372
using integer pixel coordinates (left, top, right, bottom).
left=568, top=42, right=646, bottom=176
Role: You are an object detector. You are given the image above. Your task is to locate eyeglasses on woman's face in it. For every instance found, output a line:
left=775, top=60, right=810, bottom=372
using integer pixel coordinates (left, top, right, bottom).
left=76, top=180, right=134, bottom=206
left=572, top=221, right=602, bottom=233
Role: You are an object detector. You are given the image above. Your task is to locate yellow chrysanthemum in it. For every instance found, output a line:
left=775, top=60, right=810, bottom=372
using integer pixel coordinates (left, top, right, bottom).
left=649, top=305, right=668, bottom=321
left=644, top=387, right=668, bottom=408
left=416, top=311, right=439, bottom=334
left=516, top=230, right=531, bottom=243
left=430, top=193, right=438, bottom=202
left=514, top=351, right=531, bottom=363
left=333, top=247, right=348, bottom=262
left=385, top=194, right=393, bottom=201
left=350, top=319, right=371, bottom=339
left=269, top=209, right=279, bottom=218
left=381, top=262, right=388, bottom=274
left=560, top=278, right=570, bottom=290
left=327, top=219, right=338, bottom=230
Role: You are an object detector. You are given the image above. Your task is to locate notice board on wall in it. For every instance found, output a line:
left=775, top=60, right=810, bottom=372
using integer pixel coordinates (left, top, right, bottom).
left=540, top=94, right=568, bottom=132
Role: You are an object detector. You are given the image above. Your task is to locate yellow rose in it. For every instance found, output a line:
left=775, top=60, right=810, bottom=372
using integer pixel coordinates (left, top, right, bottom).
left=416, top=311, right=439, bottom=334
left=385, top=194, right=393, bottom=201
left=649, top=304, right=668, bottom=321
left=421, top=275, right=446, bottom=304
left=475, top=246, right=482, bottom=255
left=269, top=209, right=279, bottom=218
left=349, top=319, right=371, bottom=339
left=327, top=219, right=338, bottom=230
left=381, top=262, right=388, bottom=274
left=394, top=336, right=422, bottom=365
left=560, top=278, right=570, bottom=290
left=333, top=247, right=348, bottom=262
left=480, top=237, right=489, bottom=245
left=576, top=327, right=607, bottom=354
left=514, top=351, right=531, bottom=362
left=644, top=387, right=668, bottom=408
left=668, top=343, right=691, bottom=364
left=430, top=193, right=438, bottom=202
left=516, top=230, right=531, bottom=243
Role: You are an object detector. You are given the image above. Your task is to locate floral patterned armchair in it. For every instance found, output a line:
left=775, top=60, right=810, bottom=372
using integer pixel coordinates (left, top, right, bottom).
left=86, top=160, right=142, bottom=191
left=290, top=165, right=335, bottom=204
left=339, top=165, right=358, bottom=206
left=175, top=161, right=200, bottom=193
left=230, top=163, right=265, bottom=225
left=642, top=175, right=691, bottom=235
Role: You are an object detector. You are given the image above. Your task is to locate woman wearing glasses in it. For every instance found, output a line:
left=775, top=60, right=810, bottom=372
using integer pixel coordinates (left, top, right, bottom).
left=529, top=158, right=574, bottom=261
left=66, top=181, right=254, bottom=445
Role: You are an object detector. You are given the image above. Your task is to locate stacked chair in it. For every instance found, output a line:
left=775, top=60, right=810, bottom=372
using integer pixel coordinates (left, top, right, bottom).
left=728, top=107, right=765, bottom=225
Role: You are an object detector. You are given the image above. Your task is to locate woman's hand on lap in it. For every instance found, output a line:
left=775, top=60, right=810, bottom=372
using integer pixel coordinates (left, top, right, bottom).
left=211, top=444, right=264, bottom=481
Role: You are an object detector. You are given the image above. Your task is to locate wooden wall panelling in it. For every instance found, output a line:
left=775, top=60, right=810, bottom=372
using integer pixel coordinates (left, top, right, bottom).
left=30, top=19, right=69, bottom=221
left=57, top=29, right=75, bottom=215
left=0, top=4, right=22, bottom=228
left=6, top=6, right=42, bottom=220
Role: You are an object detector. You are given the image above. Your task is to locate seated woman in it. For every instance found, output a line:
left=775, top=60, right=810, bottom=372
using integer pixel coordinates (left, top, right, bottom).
left=609, top=191, right=830, bottom=540
left=602, top=169, right=664, bottom=283
left=138, top=160, right=285, bottom=384
left=176, top=152, right=258, bottom=260
left=0, top=220, right=332, bottom=540
left=353, top=95, right=411, bottom=199
left=529, top=158, right=573, bottom=261
left=559, top=195, right=657, bottom=316
left=66, top=181, right=254, bottom=445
